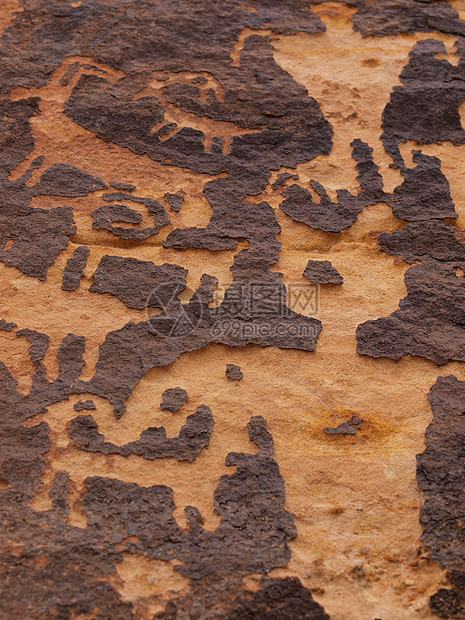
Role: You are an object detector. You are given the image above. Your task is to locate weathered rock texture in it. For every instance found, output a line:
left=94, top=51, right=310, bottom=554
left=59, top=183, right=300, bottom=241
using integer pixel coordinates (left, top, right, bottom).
left=225, top=364, right=243, bottom=380
left=324, top=414, right=363, bottom=435
left=417, top=376, right=465, bottom=619
left=304, top=260, right=344, bottom=285
left=160, top=387, right=188, bottom=412
left=1, top=0, right=465, bottom=618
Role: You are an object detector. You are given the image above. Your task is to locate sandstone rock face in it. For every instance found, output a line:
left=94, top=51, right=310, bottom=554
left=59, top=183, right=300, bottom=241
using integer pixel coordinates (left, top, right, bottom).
left=1, top=1, right=465, bottom=618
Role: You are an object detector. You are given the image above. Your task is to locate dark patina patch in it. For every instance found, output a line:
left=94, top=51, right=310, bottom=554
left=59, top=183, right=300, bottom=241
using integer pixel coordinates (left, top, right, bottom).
left=417, top=375, right=465, bottom=618
left=304, top=260, right=343, bottom=285
left=160, top=387, right=188, bottom=412
left=357, top=261, right=465, bottom=365
left=62, top=246, right=90, bottom=291
left=225, top=364, right=243, bottom=380
left=324, top=415, right=363, bottom=436
left=69, top=405, right=213, bottom=462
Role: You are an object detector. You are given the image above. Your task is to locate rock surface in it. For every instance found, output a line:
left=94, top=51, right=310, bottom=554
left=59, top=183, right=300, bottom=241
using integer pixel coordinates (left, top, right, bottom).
left=1, top=1, right=465, bottom=618
left=304, top=260, right=344, bottom=285
left=417, top=375, right=465, bottom=618
left=160, top=387, right=189, bottom=412
left=324, top=415, right=363, bottom=435
left=225, top=364, right=243, bottom=380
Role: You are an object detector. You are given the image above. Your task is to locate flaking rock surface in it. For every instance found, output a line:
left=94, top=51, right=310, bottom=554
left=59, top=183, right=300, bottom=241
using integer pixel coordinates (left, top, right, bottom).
left=1, top=1, right=465, bottom=619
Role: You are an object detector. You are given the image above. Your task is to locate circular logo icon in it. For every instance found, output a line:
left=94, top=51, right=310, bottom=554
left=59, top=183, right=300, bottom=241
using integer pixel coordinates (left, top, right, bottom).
left=145, top=282, right=204, bottom=338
